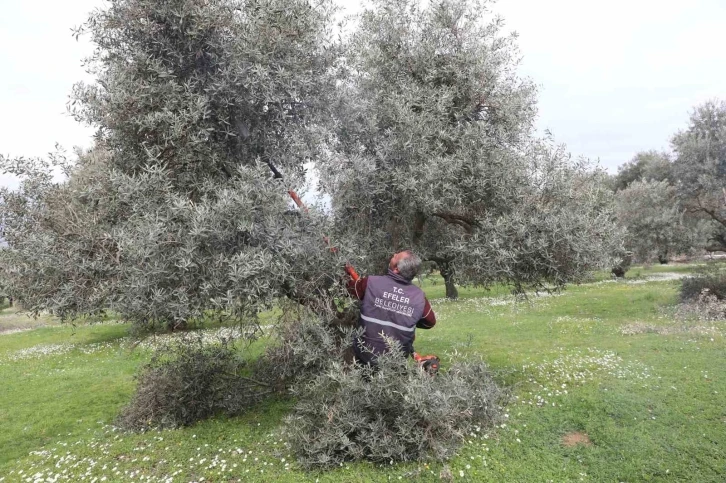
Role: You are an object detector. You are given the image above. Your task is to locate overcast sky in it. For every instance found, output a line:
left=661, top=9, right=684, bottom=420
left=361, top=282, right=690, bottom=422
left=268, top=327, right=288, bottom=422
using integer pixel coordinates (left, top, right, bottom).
left=1, top=0, right=724, bottom=189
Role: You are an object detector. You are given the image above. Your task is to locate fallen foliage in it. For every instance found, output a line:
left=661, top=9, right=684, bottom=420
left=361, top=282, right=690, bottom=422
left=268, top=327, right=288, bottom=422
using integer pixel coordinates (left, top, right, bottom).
left=285, top=342, right=505, bottom=468
left=118, top=336, right=269, bottom=430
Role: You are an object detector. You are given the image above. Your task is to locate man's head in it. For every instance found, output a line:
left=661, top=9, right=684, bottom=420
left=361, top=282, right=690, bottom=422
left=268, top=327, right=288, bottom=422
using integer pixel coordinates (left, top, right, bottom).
left=389, top=250, right=422, bottom=281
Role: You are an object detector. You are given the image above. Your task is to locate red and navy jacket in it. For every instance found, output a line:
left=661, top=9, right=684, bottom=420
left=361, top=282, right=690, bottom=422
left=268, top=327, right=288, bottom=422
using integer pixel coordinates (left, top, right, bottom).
left=347, top=269, right=436, bottom=363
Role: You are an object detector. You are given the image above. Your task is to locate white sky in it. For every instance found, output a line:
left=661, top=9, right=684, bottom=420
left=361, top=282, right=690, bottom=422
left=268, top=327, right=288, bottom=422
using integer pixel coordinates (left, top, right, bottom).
left=1, top=0, right=724, bottom=190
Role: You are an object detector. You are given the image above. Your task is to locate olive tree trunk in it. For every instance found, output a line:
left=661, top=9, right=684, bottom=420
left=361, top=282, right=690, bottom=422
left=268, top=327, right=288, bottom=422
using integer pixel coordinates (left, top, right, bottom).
left=438, top=262, right=458, bottom=300
left=658, top=252, right=669, bottom=264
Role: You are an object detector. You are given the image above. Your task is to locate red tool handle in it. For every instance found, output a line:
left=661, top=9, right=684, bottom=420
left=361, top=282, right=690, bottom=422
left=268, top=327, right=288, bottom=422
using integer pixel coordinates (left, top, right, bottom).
left=287, top=190, right=309, bottom=213
left=345, top=262, right=360, bottom=282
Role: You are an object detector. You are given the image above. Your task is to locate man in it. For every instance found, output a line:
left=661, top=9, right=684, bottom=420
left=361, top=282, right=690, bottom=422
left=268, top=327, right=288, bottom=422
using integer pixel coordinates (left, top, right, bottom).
left=346, top=250, right=436, bottom=364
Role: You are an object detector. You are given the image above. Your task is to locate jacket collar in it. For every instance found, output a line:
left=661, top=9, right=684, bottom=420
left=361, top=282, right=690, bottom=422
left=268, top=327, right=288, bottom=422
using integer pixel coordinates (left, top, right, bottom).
left=386, top=269, right=411, bottom=285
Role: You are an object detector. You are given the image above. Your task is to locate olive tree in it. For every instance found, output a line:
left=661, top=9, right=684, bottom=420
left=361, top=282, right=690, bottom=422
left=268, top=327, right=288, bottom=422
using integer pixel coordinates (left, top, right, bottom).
left=0, top=0, right=344, bottom=329
left=321, top=0, right=621, bottom=298
left=616, top=180, right=696, bottom=264
left=612, top=150, right=673, bottom=192
left=671, top=100, right=726, bottom=252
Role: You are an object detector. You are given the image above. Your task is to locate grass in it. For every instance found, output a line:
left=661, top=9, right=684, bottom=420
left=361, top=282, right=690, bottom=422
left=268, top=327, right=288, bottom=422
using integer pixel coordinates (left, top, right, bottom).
left=0, top=264, right=724, bottom=482
left=0, top=307, right=58, bottom=334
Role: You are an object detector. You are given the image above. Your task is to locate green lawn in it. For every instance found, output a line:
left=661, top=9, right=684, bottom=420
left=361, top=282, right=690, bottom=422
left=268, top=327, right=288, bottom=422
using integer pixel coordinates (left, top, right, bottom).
left=1, top=265, right=724, bottom=482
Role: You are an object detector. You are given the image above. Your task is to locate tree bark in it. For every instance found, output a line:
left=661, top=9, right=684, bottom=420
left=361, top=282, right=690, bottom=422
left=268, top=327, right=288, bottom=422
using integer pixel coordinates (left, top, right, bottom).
left=439, top=261, right=458, bottom=300
left=412, top=211, right=427, bottom=244
left=611, top=266, right=626, bottom=278
left=431, top=212, right=476, bottom=234
left=167, top=320, right=188, bottom=331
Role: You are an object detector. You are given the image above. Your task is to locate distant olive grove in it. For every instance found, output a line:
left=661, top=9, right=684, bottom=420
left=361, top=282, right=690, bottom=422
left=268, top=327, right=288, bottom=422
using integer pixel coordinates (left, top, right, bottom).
left=611, top=100, right=726, bottom=265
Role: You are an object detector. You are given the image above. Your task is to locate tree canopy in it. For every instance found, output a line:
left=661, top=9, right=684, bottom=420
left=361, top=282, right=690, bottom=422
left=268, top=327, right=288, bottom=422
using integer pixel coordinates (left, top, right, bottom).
left=0, top=0, right=345, bottom=328
left=321, top=0, right=620, bottom=297
left=612, top=150, right=672, bottom=192
left=671, top=100, right=726, bottom=252
left=616, top=179, right=696, bottom=263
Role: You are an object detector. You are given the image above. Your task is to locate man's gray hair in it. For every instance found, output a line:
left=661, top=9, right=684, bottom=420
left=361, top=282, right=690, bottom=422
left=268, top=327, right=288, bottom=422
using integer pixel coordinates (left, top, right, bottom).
left=397, top=251, right=422, bottom=281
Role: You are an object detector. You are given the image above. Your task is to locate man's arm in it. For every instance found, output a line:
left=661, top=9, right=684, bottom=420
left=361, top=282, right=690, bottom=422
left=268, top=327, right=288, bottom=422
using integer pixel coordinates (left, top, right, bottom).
left=416, top=299, right=436, bottom=329
left=346, top=276, right=368, bottom=300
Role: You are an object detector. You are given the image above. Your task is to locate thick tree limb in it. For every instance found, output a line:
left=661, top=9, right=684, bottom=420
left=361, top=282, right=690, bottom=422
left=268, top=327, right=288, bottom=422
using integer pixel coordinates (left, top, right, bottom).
left=693, top=196, right=726, bottom=229
left=412, top=211, right=427, bottom=244
left=265, top=159, right=283, bottom=179
left=424, top=255, right=454, bottom=265
left=432, top=211, right=477, bottom=233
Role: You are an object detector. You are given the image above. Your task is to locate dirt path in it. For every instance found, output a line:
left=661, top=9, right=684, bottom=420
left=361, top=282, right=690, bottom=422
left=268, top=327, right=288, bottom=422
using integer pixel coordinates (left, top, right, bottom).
left=0, top=309, right=53, bottom=335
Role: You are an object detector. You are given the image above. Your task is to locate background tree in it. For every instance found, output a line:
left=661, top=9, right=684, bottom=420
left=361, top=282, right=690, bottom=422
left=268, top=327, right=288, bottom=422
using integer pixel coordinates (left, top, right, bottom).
left=612, top=150, right=673, bottom=192
left=671, top=100, right=726, bottom=252
left=615, top=179, right=696, bottom=264
left=0, top=0, right=344, bottom=329
left=322, top=0, right=621, bottom=298
left=0, top=149, right=121, bottom=320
